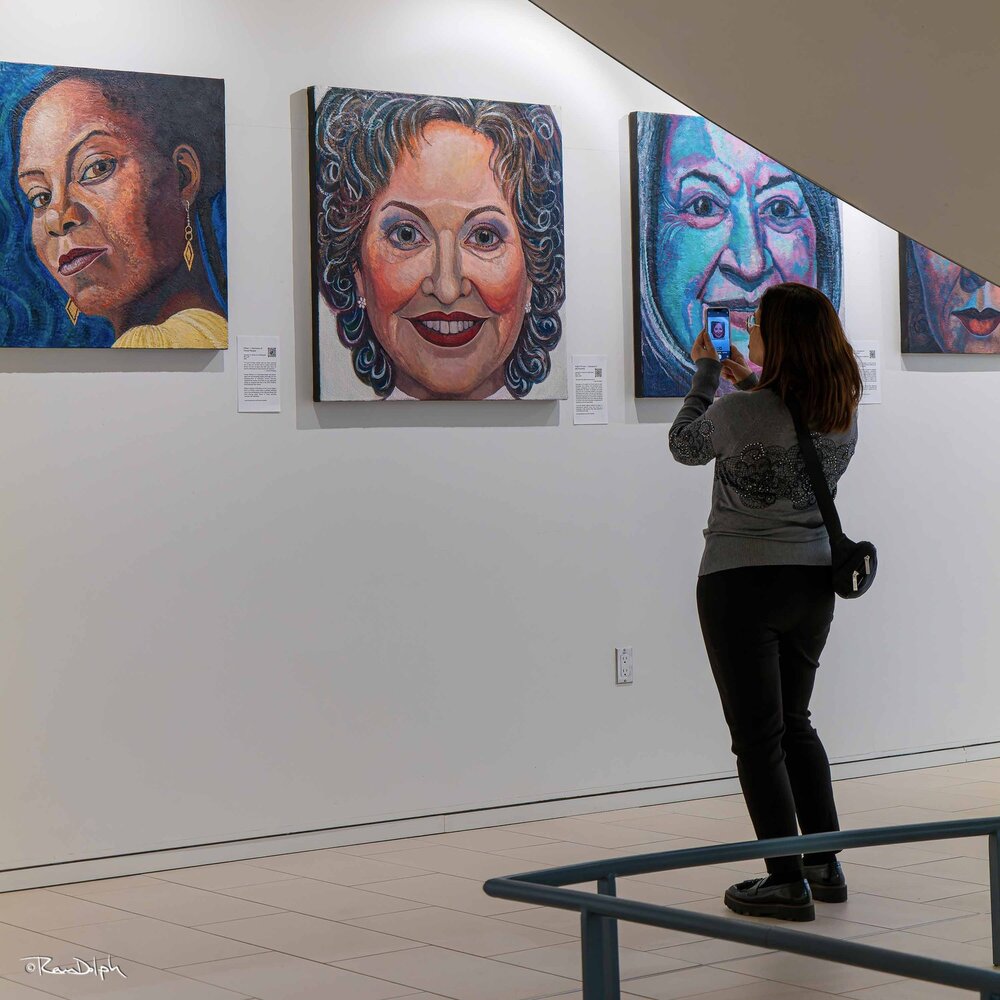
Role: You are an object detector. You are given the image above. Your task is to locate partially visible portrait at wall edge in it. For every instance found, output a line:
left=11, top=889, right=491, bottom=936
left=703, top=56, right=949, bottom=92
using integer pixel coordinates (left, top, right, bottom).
left=900, top=236, right=1000, bottom=354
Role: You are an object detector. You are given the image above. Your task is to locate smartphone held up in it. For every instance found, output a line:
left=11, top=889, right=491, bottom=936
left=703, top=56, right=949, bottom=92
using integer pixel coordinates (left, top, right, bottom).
left=705, top=305, right=732, bottom=360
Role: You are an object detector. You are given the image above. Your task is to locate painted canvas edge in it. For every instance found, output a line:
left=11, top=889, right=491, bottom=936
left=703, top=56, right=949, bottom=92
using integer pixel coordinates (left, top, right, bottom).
left=627, top=111, right=647, bottom=397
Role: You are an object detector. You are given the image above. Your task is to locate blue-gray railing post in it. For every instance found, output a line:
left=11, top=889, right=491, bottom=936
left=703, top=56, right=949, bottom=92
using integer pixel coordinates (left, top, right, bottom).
left=581, top=875, right=621, bottom=1000
left=990, top=827, right=1000, bottom=968
left=597, top=874, right=621, bottom=999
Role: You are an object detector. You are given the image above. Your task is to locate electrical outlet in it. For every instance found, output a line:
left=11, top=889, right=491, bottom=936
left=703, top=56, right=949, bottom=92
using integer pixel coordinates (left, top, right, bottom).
left=615, top=647, right=634, bottom=685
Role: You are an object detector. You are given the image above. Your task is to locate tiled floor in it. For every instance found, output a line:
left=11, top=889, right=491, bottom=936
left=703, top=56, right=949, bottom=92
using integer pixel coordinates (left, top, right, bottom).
left=2, top=759, right=1000, bottom=999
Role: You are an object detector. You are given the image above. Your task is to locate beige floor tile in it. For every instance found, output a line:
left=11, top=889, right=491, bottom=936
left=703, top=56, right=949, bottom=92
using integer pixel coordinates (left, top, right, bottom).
left=42, top=914, right=266, bottom=970
left=909, top=912, right=992, bottom=942
left=611, top=814, right=757, bottom=843
left=497, top=906, right=582, bottom=936
left=251, top=850, right=426, bottom=885
left=217, top=877, right=425, bottom=921
left=673, top=896, right=882, bottom=941
left=149, top=862, right=299, bottom=891
left=842, top=862, right=984, bottom=902
left=830, top=784, right=908, bottom=814
left=663, top=983, right=843, bottom=1000
left=429, top=829, right=556, bottom=852
left=935, top=890, right=991, bottom=913
left=615, top=879, right=714, bottom=908
left=602, top=838, right=719, bottom=858
left=0, top=890, right=135, bottom=932
left=0, top=979, right=72, bottom=999
left=844, top=980, right=969, bottom=999
left=851, top=930, right=994, bottom=968
left=899, top=856, right=989, bottom=885
left=893, top=789, right=1000, bottom=812
left=199, top=911, right=420, bottom=963
left=626, top=866, right=750, bottom=895
left=63, top=881, right=281, bottom=927
left=498, top=841, right=626, bottom=868
left=903, top=836, right=989, bottom=860
left=335, top=944, right=578, bottom=1000
left=369, top=845, right=530, bottom=881
left=334, top=836, right=446, bottom=857
left=47, top=875, right=164, bottom=899
left=495, top=940, right=692, bottom=980
left=717, top=951, right=904, bottom=993
left=171, top=950, right=417, bottom=999
left=842, top=806, right=956, bottom=829
left=346, top=905, right=574, bottom=957
left=0, top=922, right=124, bottom=976
left=619, top=964, right=768, bottom=998
left=950, top=780, right=1000, bottom=799
left=843, top=844, right=962, bottom=869
left=822, top=892, right=968, bottom=930
left=359, top=872, right=536, bottom=916
left=501, top=819, right=675, bottom=849
left=660, top=798, right=749, bottom=822
left=654, top=938, right=774, bottom=964
left=857, top=769, right=967, bottom=790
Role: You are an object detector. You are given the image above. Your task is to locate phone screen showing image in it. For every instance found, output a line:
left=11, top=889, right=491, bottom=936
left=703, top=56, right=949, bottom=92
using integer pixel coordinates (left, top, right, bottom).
left=706, top=307, right=731, bottom=360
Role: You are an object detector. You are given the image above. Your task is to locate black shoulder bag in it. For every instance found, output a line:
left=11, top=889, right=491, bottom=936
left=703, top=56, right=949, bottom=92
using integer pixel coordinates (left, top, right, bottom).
left=786, top=399, right=877, bottom=599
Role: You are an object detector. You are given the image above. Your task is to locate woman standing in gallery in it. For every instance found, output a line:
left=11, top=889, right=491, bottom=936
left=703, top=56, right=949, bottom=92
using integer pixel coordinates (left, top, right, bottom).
left=669, top=282, right=862, bottom=922
left=10, top=67, right=227, bottom=348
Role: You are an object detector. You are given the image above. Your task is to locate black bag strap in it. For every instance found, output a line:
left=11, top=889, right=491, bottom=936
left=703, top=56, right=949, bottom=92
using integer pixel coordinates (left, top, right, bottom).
left=785, top=396, right=845, bottom=544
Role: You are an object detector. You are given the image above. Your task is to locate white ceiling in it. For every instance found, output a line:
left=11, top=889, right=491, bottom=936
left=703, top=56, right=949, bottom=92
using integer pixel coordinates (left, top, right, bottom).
left=532, top=0, right=1000, bottom=284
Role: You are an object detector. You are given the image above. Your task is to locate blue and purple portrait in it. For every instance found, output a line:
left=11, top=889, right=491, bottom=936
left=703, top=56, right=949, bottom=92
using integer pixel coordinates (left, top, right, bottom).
left=309, top=87, right=566, bottom=401
left=900, top=237, right=1000, bottom=353
left=630, top=112, right=843, bottom=396
left=0, top=61, right=227, bottom=349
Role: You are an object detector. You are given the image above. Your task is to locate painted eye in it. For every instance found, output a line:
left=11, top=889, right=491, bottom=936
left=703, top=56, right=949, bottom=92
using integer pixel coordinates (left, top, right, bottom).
left=683, top=195, right=724, bottom=218
left=467, top=225, right=501, bottom=250
left=763, top=198, right=802, bottom=221
left=387, top=222, right=427, bottom=249
left=80, top=157, right=117, bottom=183
left=28, top=191, right=51, bottom=210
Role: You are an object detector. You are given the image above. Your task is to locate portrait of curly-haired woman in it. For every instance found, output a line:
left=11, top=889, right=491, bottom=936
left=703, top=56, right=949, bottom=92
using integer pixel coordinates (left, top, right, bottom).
left=309, top=87, right=566, bottom=400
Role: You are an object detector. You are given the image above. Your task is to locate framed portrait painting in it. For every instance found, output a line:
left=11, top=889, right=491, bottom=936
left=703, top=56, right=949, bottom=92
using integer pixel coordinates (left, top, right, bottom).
left=629, top=112, right=843, bottom=396
left=900, top=237, right=1000, bottom=353
left=308, top=86, right=567, bottom=401
left=0, top=61, right=227, bottom=349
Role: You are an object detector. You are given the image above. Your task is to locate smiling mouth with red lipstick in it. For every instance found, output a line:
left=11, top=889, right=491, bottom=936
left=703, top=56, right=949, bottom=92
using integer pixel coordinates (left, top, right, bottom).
left=954, top=307, right=1000, bottom=338
left=58, top=247, right=108, bottom=277
left=408, top=311, right=487, bottom=348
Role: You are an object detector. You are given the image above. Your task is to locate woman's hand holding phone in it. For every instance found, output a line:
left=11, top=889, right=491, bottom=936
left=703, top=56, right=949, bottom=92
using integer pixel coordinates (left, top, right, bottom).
left=690, top=328, right=719, bottom=363
left=721, top=343, right=753, bottom=385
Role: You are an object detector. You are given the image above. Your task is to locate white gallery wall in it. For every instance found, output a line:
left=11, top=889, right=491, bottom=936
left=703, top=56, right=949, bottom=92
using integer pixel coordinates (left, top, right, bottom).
left=2, top=0, right=998, bottom=880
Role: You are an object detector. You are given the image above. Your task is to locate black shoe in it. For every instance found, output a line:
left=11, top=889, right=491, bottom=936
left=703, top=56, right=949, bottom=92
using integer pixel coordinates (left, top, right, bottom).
left=723, top=876, right=815, bottom=921
left=803, top=859, right=848, bottom=903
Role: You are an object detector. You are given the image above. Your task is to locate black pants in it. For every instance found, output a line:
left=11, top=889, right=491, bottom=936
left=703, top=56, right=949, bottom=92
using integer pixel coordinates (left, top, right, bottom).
left=697, top=565, right=840, bottom=881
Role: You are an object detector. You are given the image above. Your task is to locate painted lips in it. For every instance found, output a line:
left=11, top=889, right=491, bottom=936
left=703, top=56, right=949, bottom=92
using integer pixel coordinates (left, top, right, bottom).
left=954, top=308, right=1000, bottom=338
left=409, top=311, right=486, bottom=348
left=58, top=247, right=108, bottom=277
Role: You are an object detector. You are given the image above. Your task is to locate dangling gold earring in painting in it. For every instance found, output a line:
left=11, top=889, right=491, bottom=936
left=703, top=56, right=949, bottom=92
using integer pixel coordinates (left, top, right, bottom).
left=66, top=299, right=80, bottom=325
left=183, top=200, right=195, bottom=272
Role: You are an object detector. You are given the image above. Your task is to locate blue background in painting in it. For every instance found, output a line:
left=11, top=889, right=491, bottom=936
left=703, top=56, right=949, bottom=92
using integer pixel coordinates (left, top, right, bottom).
left=0, top=61, right=227, bottom=348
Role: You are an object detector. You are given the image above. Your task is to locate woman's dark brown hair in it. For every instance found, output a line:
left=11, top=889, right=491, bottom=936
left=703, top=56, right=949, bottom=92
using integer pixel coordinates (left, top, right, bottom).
left=755, top=282, right=862, bottom=433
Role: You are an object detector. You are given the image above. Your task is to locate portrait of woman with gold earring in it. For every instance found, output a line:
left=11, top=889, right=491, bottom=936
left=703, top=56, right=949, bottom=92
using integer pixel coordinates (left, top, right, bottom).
left=1, top=62, right=227, bottom=349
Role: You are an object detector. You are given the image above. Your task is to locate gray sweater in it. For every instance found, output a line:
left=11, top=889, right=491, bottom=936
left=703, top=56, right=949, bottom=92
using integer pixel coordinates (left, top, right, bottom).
left=669, top=358, right=858, bottom=576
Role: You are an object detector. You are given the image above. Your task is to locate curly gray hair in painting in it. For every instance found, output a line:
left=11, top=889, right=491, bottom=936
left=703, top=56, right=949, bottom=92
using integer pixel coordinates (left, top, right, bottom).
left=312, top=89, right=565, bottom=397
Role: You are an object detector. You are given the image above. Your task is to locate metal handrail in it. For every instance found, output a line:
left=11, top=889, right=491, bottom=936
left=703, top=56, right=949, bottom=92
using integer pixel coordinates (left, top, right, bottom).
left=483, top=815, right=1000, bottom=1000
